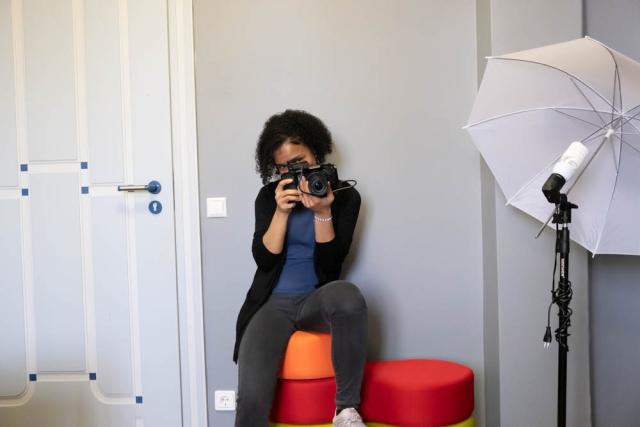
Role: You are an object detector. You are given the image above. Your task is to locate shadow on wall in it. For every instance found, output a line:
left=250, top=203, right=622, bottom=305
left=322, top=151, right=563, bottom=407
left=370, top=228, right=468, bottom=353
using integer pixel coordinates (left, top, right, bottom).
left=343, top=199, right=385, bottom=361
left=332, top=141, right=384, bottom=361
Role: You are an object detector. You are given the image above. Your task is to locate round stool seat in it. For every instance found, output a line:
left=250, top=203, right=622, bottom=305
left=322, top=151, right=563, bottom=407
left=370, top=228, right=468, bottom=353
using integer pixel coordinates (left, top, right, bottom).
left=270, top=417, right=474, bottom=427
left=271, top=377, right=336, bottom=424
left=367, top=416, right=474, bottom=427
left=271, top=360, right=474, bottom=426
left=269, top=423, right=333, bottom=427
left=360, top=359, right=474, bottom=427
left=279, top=331, right=334, bottom=380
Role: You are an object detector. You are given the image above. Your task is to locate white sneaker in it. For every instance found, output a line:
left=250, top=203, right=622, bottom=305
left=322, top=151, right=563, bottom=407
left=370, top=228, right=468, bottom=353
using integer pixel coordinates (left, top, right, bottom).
left=332, top=407, right=366, bottom=427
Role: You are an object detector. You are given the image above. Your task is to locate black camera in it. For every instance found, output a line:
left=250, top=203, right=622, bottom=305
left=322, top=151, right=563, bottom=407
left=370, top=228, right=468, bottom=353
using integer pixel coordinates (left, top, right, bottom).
left=281, top=161, right=339, bottom=197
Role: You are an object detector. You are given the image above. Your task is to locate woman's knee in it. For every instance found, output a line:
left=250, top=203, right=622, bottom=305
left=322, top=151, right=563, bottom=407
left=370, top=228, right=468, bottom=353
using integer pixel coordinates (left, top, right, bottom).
left=323, top=281, right=367, bottom=316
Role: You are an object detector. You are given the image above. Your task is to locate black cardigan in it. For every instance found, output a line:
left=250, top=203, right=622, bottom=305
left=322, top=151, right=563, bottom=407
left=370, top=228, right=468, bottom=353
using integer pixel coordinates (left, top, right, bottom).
left=233, top=180, right=361, bottom=362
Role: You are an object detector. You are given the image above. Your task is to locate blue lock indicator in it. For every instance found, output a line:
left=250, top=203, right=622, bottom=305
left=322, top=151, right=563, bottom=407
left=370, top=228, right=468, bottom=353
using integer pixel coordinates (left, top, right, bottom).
left=149, top=200, right=162, bottom=214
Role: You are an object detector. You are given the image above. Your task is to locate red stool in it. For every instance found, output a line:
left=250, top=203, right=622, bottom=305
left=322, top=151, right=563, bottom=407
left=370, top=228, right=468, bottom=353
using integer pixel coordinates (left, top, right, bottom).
left=360, top=360, right=474, bottom=427
left=271, top=377, right=336, bottom=424
left=271, top=359, right=474, bottom=426
left=272, top=331, right=336, bottom=424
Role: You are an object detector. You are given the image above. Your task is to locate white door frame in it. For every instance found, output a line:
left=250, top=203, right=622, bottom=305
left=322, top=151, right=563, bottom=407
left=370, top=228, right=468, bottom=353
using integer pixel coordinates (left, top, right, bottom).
left=167, top=0, right=208, bottom=426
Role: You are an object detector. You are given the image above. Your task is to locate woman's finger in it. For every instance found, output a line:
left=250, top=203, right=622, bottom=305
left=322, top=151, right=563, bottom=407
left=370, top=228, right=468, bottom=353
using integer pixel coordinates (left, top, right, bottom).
left=301, top=191, right=312, bottom=206
left=276, top=191, right=301, bottom=204
left=282, top=194, right=301, bottom=203
left=300, top=176, right=309, bottom=193
left=279, top=188, right=301, bottom=198
left=277, top=178, right=294, bottom=191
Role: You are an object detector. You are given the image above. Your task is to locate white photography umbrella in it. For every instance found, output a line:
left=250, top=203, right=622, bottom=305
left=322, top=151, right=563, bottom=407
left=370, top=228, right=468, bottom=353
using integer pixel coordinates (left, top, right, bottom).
left=465, top=37, right=640, bottom=255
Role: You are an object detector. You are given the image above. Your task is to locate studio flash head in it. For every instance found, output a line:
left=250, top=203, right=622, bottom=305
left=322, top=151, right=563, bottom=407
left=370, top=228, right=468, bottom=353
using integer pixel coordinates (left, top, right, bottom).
left=542, top=141, right=589, bottom=204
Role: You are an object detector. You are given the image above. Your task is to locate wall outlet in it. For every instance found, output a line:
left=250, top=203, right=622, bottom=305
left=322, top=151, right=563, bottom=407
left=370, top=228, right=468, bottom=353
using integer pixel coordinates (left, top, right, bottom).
left=214, top=390, right=236, bottom=411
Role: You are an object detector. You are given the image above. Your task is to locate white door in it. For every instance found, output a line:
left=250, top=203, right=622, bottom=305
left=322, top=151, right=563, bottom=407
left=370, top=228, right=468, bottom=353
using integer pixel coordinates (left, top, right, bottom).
left=0, top=0, right=183, bottom=425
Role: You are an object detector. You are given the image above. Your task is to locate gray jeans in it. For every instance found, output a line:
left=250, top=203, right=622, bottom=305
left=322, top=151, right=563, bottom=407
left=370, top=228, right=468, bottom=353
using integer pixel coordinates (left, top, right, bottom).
left=235, top=280, right=368, bottom=427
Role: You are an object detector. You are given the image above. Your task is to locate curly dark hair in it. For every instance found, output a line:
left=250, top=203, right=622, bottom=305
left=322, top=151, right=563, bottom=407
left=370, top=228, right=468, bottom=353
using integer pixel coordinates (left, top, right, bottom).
left=255, top=109, right=333, bottom=184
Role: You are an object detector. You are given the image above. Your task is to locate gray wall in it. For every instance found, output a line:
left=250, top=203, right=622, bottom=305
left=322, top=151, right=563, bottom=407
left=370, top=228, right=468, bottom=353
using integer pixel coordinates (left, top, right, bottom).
left=484, top=2, right=592, bottom=426
left=194, top=1, right=484, bottom=426
left=584, top=1, right=640, bottom=425
left=194, top=1, right=592, bottom=426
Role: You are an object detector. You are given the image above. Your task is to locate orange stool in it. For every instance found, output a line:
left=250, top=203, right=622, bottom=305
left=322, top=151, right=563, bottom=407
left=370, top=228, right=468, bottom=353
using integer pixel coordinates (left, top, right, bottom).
left=279, top=331, right=334, bottom=380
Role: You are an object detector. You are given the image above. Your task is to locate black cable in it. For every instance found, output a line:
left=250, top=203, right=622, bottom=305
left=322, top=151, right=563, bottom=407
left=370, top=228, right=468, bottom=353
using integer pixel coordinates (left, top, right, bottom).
left=543, top=222, right=559, bottom=347
left=542, top=218, right=574, bottom=351
left=332, top=180, right=357, bottom=193
left=297, top=179, right=358, bottom=196
left=553, top=274, right=573, bottom=351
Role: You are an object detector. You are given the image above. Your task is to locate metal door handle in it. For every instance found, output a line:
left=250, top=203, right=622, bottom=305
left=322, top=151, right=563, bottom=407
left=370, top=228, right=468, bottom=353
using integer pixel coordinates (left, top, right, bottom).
left=117, top=180, right=161, bottom=194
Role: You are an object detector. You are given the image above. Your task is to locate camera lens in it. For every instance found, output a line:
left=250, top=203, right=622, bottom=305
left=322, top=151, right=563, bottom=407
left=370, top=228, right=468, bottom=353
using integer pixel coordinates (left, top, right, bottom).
left=307, top=173, right=328, bottom=197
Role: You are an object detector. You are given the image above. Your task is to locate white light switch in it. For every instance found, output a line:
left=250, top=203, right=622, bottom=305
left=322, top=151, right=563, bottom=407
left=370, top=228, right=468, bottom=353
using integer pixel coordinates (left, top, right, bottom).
left=207, top=197, right=227, bottom=218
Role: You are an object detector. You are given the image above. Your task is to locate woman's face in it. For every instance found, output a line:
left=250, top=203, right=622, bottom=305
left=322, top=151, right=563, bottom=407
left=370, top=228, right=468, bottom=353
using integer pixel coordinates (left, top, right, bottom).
left=273, top=140, right=317, bottom=175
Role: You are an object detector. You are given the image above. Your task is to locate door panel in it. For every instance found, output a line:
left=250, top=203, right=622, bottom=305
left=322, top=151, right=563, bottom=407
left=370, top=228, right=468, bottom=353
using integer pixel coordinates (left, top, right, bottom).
left=30, top=172, right=86, bottom=373
left=0, top=0, right=18, bottom=185
left=23, top=0, right=77, bottom=162
left=0, top=0, right=183, bottom=425
left=0, top=200, right=26, bottom=397
left=92, top=198, right=134, bottom=397
left=85, top=0, right=126, bottom=184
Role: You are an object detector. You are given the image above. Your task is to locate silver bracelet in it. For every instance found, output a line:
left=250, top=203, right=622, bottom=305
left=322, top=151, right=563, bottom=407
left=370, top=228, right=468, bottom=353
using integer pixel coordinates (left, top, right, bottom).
left=314, top=215, right=333, bottom=222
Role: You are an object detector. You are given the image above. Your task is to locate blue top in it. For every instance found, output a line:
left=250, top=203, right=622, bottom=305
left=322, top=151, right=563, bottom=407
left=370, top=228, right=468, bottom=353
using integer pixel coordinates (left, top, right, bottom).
left=272, top=206, right=319, bottom=295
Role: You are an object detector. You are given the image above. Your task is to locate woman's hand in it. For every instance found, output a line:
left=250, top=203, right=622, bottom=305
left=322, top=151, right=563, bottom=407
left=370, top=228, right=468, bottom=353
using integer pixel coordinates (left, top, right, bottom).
left=299, top=176, right=334, bottom=216
left=275, top=178, right=302, bottom=214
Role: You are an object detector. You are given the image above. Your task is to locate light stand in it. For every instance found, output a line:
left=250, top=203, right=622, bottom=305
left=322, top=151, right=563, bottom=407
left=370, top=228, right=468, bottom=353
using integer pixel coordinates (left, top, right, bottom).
left=540, top=141, right=590, bottom=427
left=550, top=194, right=577, bottom=427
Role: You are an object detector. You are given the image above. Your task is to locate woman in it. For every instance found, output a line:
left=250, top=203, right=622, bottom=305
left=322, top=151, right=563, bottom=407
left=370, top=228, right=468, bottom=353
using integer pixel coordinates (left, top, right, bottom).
left=234, top=109, right=368, bottom=427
